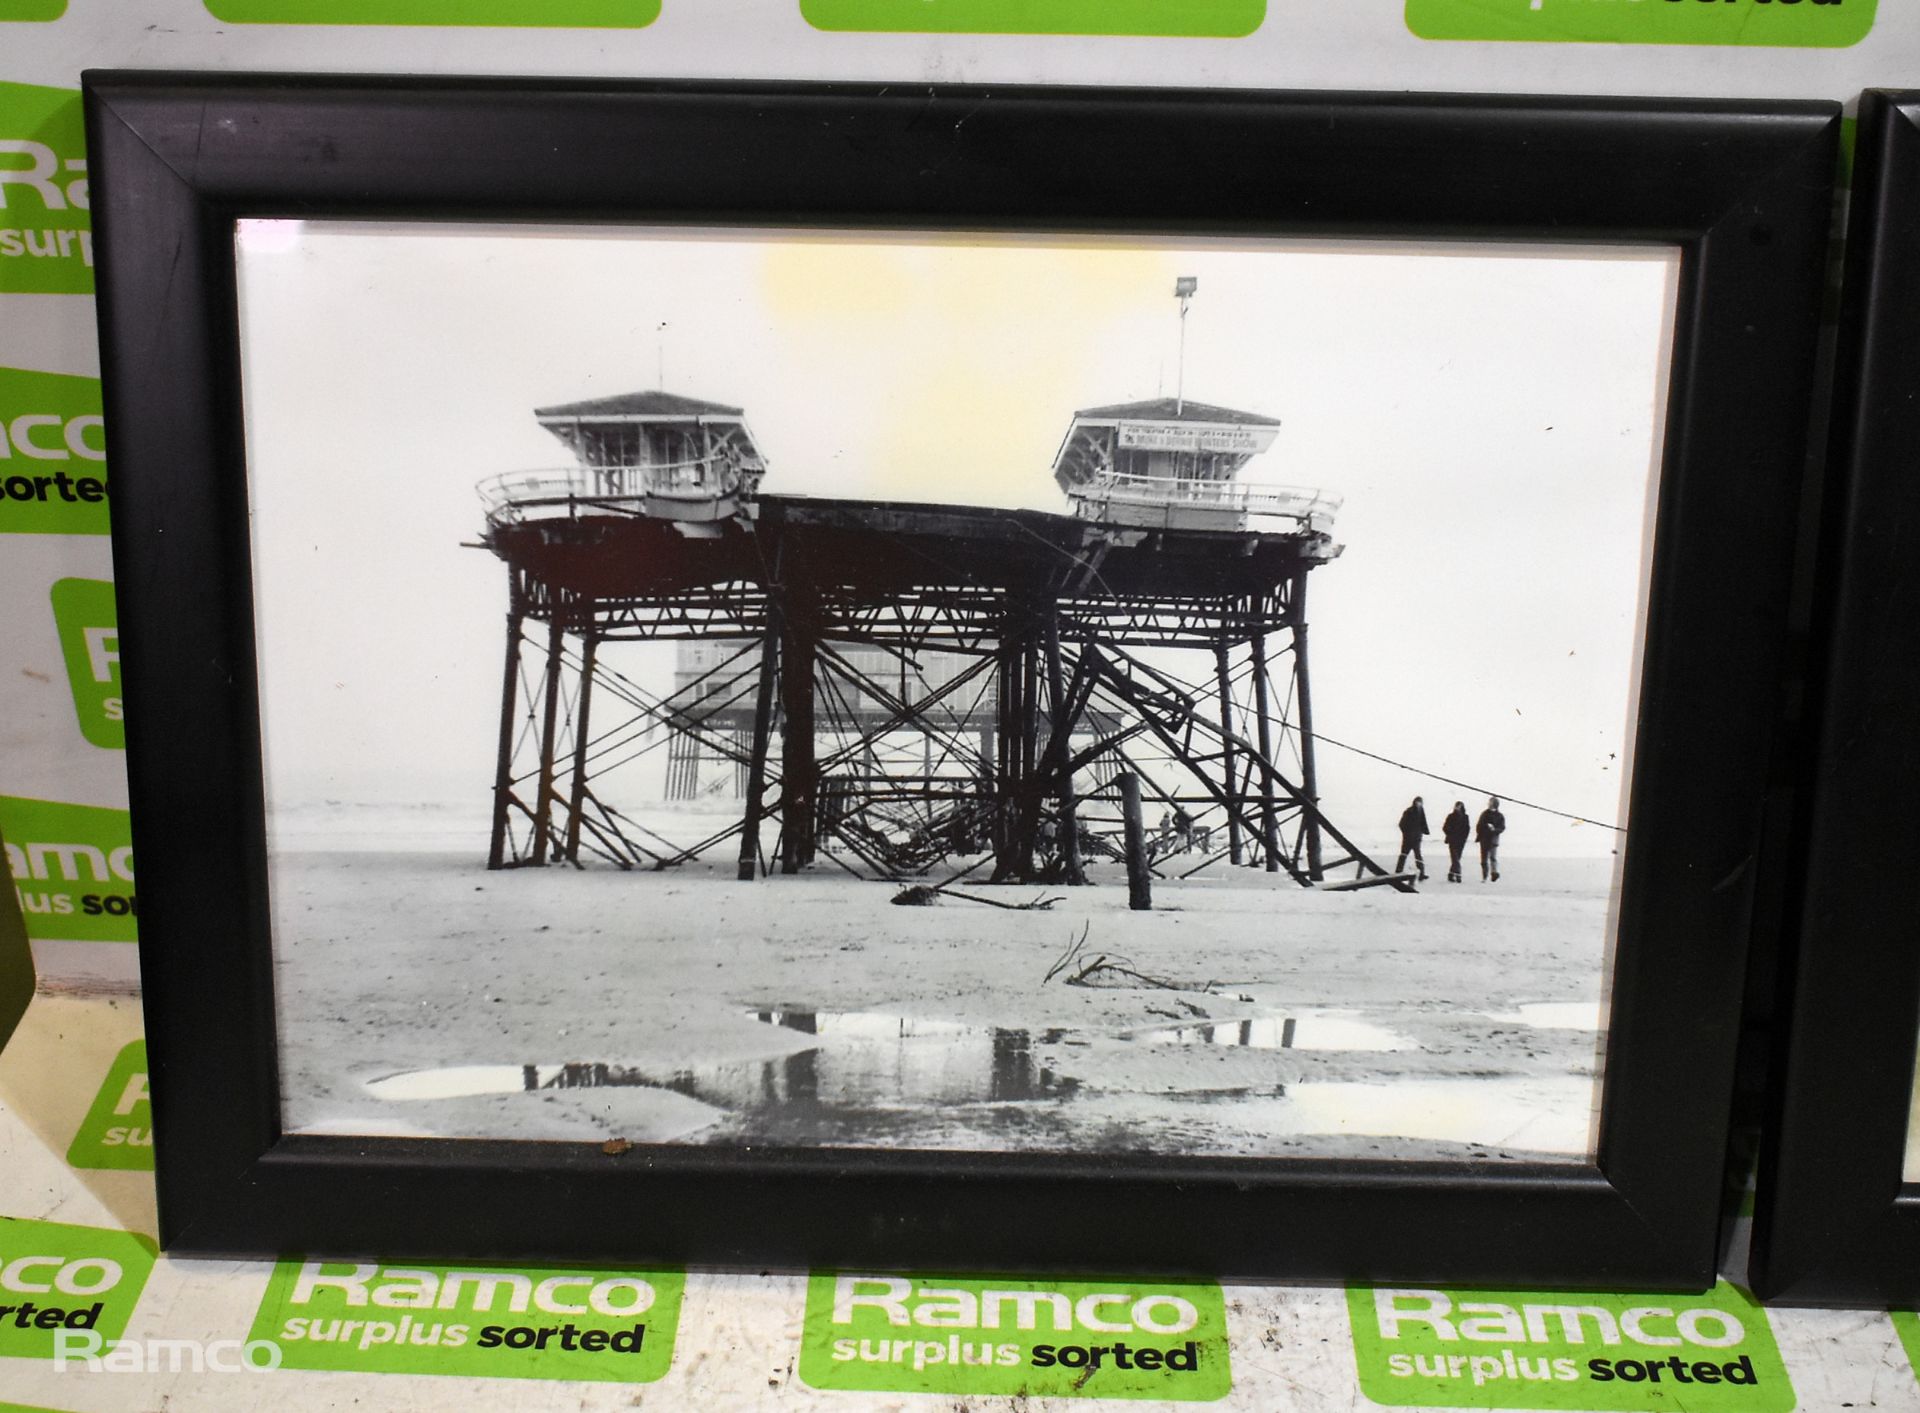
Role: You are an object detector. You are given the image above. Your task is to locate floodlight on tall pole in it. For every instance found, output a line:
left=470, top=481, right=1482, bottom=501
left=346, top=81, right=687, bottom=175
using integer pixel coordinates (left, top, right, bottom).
left=1174, top=276, right=1197, bottom=415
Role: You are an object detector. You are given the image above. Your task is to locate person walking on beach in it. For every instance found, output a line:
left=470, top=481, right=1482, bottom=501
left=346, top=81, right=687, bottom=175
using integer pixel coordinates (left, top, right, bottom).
left=1442, top=801, right=1471, bottom=883
left=1476, top=796, right=1507, bottom=881
left=1395, top=796, right=1430, bottom=881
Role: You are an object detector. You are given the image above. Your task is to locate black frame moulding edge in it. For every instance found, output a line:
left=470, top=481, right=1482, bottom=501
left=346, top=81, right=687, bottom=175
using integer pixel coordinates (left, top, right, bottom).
left=1751, top=89, right=1920, bottom=1309
left=84, top=72, right=1840, bottom=1290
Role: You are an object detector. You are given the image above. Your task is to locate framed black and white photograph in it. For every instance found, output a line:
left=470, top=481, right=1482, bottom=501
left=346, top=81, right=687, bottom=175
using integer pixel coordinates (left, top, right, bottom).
left=241, top=222, right=1666, bottom=1162
left=88, top=74, right=1837, bottom=1286
left=1750, top=89, right=1920, bottom=1308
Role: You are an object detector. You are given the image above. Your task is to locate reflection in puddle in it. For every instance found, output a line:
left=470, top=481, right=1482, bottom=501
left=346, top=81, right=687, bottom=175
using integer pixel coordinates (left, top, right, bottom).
left=352, top=1003, right=1595, bottom=1154
left=1132, top=1012, right=1406, bottom=1052
left=752, top=1008, right=1070, bottom=1047
left=741, top=1013, right=1078, bottom=1107
left=364, top=1004, right=1413, bottom=1116
left=365, top=1015, right=1077, bottom=1112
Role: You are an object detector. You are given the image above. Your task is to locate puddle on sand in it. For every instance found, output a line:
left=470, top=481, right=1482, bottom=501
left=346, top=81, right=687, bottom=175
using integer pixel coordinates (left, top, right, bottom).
left=751, top=1008, right=1068, bottom=1046
left=1131, top=1012, right=1407, bottom=1052
left=364, top=1014, right=1076, bottom=1113
left=366, top=1066, right=534, bottom=1101
left=741, top=1010, right=1077, bottom=1106
left=1483, top=1001, right=1605, bottom=1031
left=1275, top=1076, right=1598, bottom=1156
left=364, top=1005, right=1406, bottom=1115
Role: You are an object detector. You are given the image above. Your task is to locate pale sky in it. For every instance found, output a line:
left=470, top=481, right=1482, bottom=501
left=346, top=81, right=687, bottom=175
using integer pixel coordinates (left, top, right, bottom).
left=236, top=221, right=1676, bottom=858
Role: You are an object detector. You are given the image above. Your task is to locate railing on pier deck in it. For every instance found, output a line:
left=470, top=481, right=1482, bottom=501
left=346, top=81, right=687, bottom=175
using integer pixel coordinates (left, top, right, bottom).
left=1068, top=470, right=1341, bottom=532
left=478, top=457, right=762, bottom=526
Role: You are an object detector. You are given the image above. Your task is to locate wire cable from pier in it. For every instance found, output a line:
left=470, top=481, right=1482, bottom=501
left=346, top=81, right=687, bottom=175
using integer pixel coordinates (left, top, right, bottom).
left=1274, top=718, right=1626, bottom=834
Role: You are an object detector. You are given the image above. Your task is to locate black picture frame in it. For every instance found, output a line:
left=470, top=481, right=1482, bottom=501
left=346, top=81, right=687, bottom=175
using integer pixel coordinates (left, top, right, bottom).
left=1750, top=89, right=1920, bottom=1308
left=86, top=72, right=1838, bottom=1287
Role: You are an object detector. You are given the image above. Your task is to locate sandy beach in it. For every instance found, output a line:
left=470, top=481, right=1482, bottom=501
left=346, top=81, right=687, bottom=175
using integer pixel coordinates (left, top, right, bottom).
left=269, top=804, right=1612, bottom=1163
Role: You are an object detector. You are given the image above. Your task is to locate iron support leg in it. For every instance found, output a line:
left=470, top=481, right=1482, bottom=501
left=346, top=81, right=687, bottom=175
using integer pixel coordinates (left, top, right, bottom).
left=1216, top=638, right=1243, bottom=866
left=1250, top=631, right=1281, bottom=873
left=563, top=634, right=597, bottom=864
left=530, top=616, right=567, bottom=867
left=1012, top=635, right=1041, bottom=879
left=1044, top=613, right=1085, bottom=884
left=1291, top=569, right=1324, bottom=881
left=780, top=613, right=818, bottom=874
left=993, top=642, right=1013, bottom=873
left=738, top=623, right=780, bottom=880
left=487, top=608, right=524, bottom=870
left=1120, top=773, right=1152, bottom=911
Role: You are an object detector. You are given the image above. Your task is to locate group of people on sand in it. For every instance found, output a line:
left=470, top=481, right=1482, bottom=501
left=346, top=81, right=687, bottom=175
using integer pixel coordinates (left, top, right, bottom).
left=1144, top=795, right=1504, bottom=881
left=1394, top=795, right=1505, bottom=884
left=1155, top=806, right=1211, bottom=856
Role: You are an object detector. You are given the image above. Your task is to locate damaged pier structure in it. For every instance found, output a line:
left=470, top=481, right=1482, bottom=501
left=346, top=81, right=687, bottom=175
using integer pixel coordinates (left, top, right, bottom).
left=478, top=389, right=1402, bottom=891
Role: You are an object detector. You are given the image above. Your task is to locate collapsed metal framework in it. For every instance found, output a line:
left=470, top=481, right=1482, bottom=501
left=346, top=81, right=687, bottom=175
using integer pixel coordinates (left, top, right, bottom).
left=484, top=495, right=1398, bottom=889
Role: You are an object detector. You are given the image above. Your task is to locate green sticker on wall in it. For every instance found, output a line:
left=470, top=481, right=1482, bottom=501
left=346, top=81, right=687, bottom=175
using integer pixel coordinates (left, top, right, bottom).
left=50, top=579, right=122, bottom=750
left=0, top=795, right=135, bottom=942
left=1407, top=0, right=1873, bottom=47
left=0, top=1217, right=155, bottom=1361
left=0, top=0, right=67, bottom=20
left=0, top=83, right=89, bottom=294
left=1347, top=1282, right=1792, bottom=1410
left=204, top=0, right=657, bottom=26
left=801, top=0, right=1261, bottom=35
left=799, top=1271, right=1232, bottom=1400
left=66, top=1040, right=151, bottom=1170
left=0, top=368, right=108, bottom=535
left=248, top=1258, right=683, bottom=1380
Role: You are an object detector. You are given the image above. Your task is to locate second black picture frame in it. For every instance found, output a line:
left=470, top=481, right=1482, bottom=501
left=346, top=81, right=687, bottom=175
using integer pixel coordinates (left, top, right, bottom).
left=87, top=73, right=1837, bottom=1288
left=1751, top=90, right=1920, bottom=1308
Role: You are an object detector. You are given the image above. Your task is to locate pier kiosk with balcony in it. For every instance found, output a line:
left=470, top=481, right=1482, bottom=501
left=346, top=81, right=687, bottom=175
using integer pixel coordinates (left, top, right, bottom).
left=478, top=390, right=766, bottom=528
left=1052, top=398, right=1339, bottom=536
